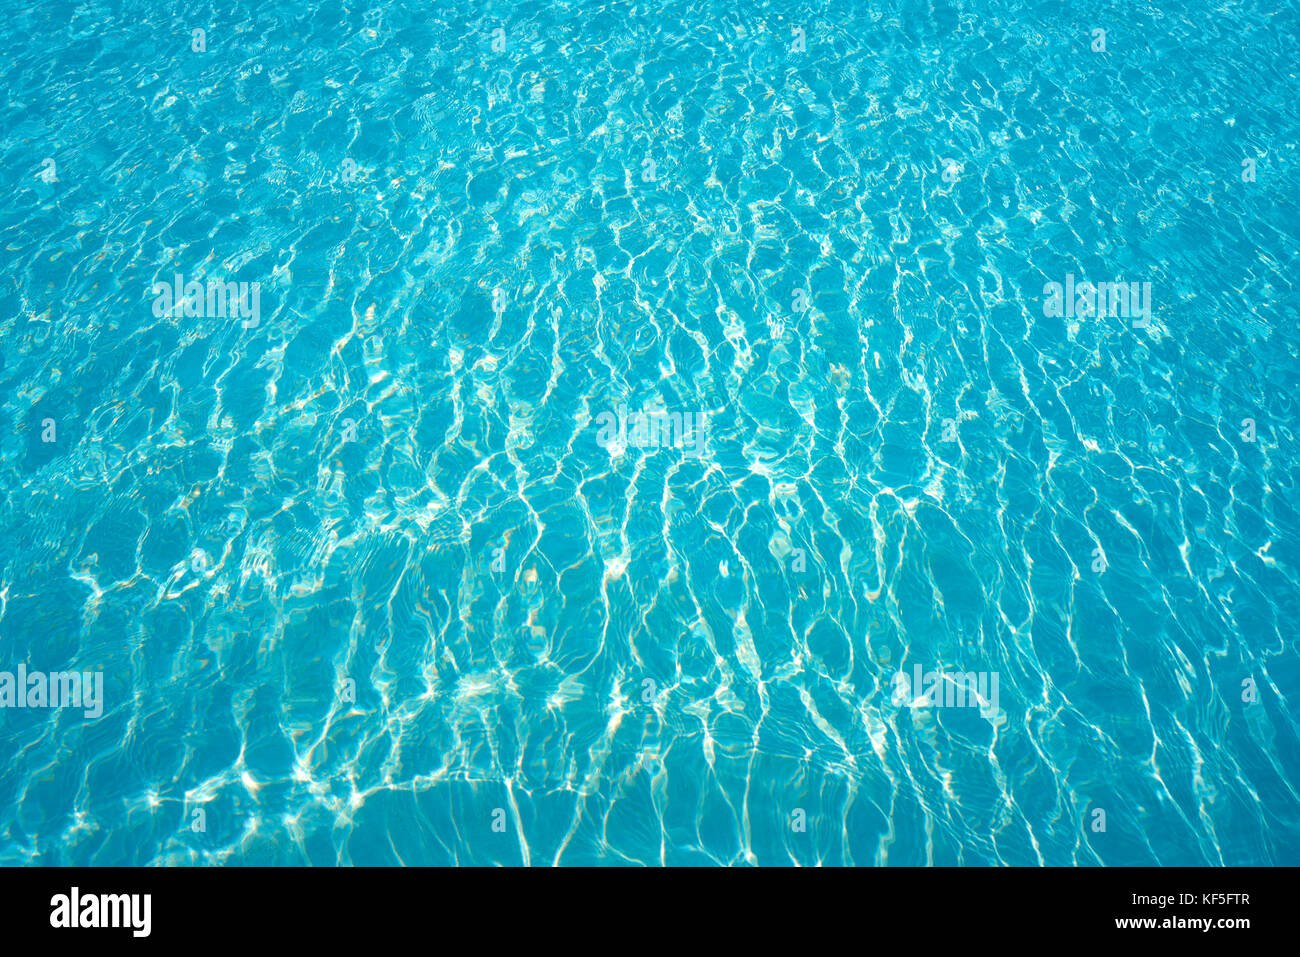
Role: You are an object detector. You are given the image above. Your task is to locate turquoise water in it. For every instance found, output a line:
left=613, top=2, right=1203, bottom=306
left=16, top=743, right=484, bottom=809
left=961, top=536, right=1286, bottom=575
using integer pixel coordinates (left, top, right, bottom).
left=2, top=0, right=1299, bottom=866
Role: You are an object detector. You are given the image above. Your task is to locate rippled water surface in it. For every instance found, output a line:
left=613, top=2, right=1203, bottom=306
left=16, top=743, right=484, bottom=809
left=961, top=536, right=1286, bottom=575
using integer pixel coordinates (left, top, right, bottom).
left=1, top=0, right=1299, bottom=865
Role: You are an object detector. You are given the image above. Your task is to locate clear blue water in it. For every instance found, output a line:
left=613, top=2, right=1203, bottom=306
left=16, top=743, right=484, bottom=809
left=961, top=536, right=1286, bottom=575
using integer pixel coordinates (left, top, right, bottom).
left=1, top=0, right=1298, bottom=866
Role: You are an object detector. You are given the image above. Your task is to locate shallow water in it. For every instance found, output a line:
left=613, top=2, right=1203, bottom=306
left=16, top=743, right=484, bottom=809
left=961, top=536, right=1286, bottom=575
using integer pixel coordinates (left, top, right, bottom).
left=1, top=0, right=1298, bottom=865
